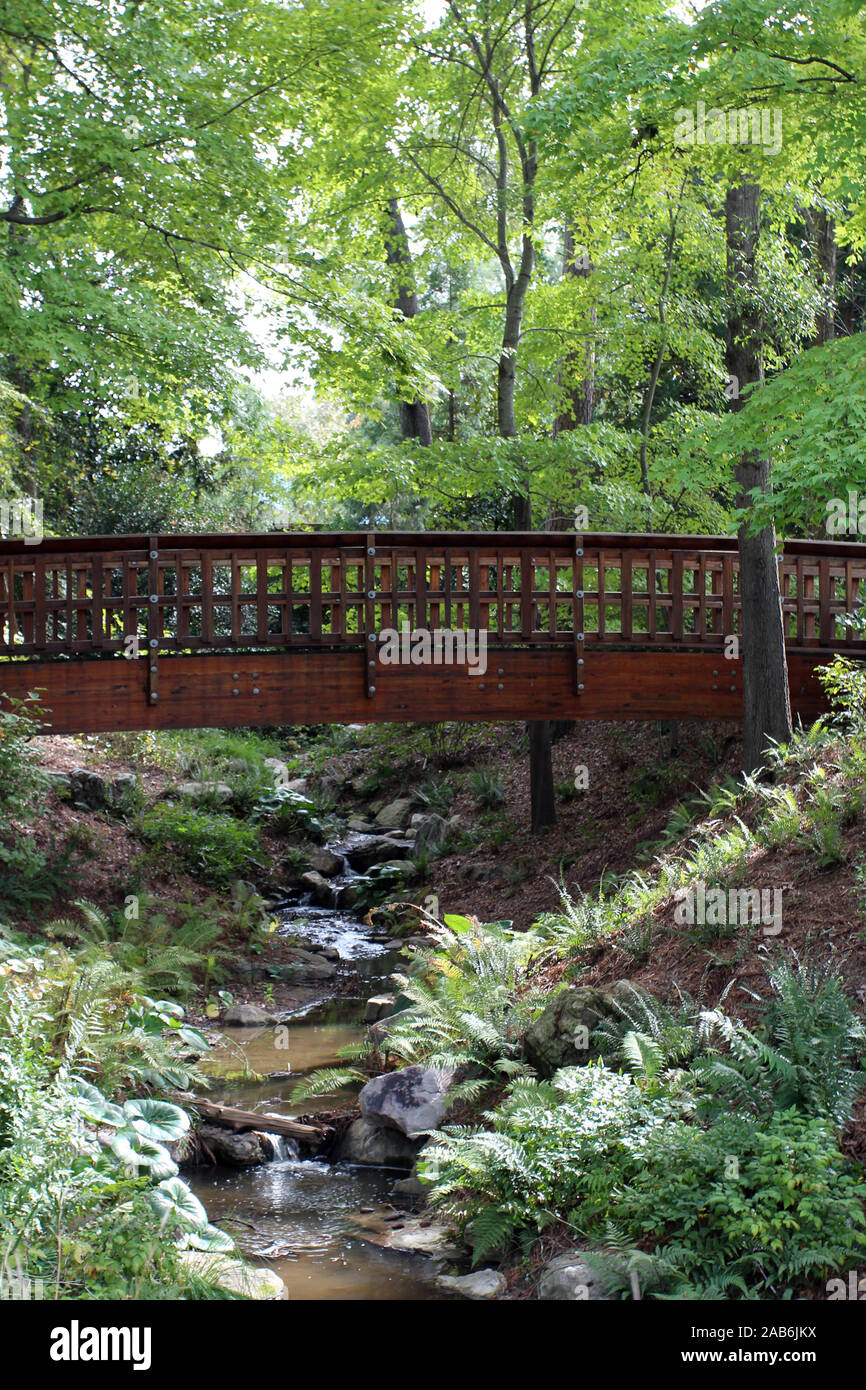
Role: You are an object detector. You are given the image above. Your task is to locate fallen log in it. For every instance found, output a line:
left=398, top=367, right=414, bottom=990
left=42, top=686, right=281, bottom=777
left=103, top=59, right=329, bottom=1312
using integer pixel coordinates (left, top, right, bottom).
left=189, top=1098, right=329, bottom=1145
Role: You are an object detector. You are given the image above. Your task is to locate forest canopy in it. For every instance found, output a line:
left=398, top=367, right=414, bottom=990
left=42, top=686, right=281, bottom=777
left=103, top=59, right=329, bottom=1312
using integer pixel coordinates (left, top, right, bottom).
left=1, top=0, right=864, bottom=538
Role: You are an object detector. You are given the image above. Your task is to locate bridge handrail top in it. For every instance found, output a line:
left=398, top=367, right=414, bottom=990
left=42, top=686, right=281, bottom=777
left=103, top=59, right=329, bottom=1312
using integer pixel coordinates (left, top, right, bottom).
left=2, top=530, right=866, bottom=559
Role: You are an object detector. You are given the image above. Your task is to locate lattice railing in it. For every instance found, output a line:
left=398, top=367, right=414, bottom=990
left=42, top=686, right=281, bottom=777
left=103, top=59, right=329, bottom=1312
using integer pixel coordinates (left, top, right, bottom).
left=2, top=532, right=865, bottom=657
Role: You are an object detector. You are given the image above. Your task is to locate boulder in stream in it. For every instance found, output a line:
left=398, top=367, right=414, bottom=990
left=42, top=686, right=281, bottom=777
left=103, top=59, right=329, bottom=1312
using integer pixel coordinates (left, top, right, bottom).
left=221, top=1003, right=278, bottom=1027
left=283, top=948, right=338, bottom=983
left=197, top=1124, right=274, bottom=1166
left=364, top=993, right=395, bottom=1024
left=300, top=870, right=334, bottom=905
left=334, top=1117, right=421, bottom=1167
left=436, top=1270, right=506, bottom=1300
left=346, top=835, right=409, bottom=871
left=359, top=1064, right=455, bottom=1137
left=306, top=846, right=343, bottom=877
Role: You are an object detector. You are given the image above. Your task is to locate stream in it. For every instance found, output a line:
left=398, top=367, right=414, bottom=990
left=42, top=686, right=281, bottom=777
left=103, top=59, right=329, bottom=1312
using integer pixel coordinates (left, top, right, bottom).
left=187, top=899, right=450, bottom=1301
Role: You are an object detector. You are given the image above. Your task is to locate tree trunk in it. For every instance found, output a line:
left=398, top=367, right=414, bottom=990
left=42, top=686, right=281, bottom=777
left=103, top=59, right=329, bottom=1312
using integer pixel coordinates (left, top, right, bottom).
left=554, top=222, right=595, bottom=435
left=528, top=717, right=556, bottom=831
left=384, top=197, right=432, bottom=445
left=725, top=184, right=792, bottom=774
left=805, top=207, right=837, bottom=345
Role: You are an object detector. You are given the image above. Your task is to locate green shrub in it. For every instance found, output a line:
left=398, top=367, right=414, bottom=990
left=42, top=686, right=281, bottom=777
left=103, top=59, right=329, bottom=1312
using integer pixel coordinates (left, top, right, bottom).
left=693, top=956, right=866, bottom=1127
left=383, top=915, right=543, bottom=1100
left=425, top=1066, right=681, bottom=1260
left=0, top=695, right=47, bottom=827
left=0, top=948, right=233, bottom=1298
left=616, top=1108, right=866, bottom=1297
left=136, top=804, right=261, bottom=886
left=252, top=784, right=326, bottom=839
left=48, top=896, right=228, bottom=1002
left=0, top=832, right=91, bottom=914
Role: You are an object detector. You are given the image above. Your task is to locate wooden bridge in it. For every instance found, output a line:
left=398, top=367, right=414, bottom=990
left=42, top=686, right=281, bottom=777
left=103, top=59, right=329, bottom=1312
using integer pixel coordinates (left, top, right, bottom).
left=1, top=529, right=864, bottom=735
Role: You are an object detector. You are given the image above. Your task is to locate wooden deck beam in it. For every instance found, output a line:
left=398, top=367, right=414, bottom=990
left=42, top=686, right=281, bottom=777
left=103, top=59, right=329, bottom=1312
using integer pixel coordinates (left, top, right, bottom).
left=0, top=648, right=830, bottom=734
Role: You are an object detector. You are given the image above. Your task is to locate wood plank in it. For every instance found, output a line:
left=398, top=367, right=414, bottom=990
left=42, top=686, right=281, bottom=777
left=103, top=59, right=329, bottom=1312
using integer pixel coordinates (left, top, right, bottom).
left=0, top=646, right=831, bottom=733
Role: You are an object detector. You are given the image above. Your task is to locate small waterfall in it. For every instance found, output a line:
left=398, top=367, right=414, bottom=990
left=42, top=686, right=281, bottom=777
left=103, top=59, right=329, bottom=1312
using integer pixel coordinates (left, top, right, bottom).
left=260, top=1132, right=300, bottom=1163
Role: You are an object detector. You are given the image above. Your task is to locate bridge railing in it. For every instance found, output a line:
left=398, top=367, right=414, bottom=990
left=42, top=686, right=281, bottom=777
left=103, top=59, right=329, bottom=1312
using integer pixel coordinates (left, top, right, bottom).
left=2, top=530, right=865, bottom=658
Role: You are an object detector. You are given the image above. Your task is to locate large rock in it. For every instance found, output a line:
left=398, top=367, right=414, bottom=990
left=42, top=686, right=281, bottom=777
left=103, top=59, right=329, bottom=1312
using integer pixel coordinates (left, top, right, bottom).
left=437, top=1270, right=506, bottom=1300
left=282, top=948, right=338, bottom=984
left=523, top=981, right=647, bottom=1076
left=375, top=798, right=414, bottom=830
left=464, top=861, right=505, bottom=884
left=352, top=1213, right=462, bottom=1258
left=376, top=859, right=416, bottom=878
left=300, top=870, right=333, bottom=905
left=334, top=1117, right=421, bottom=1167
left=197, top=1124, right=274, bottom=1166
left=179, top=1251, right=285, bottom=1299
left=221, top=1003, right=277, bottom=1027
left=306, top=846, right=343, bottom=877
left=413, top=813, right=449, bottom=853
left=346, top=835, right=411, bottom=871
left=364, top=993, right=395, bottom=1024
left=359, top=1064, right=454, bottom=1138
left=68, top=768, right=138, bottom=810
left=537, top=1251, right=612, bottom=1301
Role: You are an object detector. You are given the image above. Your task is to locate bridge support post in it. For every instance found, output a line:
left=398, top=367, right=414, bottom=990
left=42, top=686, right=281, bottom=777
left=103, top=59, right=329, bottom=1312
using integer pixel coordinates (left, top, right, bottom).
left=147, top=534, right=159, bottom=708
left=364, top=532, right=377, bottom=699
left=574, top=531, right=585, bottom=695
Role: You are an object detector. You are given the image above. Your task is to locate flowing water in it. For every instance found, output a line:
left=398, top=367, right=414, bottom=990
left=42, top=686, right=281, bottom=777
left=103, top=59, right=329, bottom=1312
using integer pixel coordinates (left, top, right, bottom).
left=188, top=889, right=449, bottom=1301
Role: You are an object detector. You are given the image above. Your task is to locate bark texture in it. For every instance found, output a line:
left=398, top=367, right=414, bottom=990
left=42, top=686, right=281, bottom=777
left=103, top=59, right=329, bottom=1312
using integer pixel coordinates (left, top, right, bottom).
left=725, top=184, right=792, bottom=774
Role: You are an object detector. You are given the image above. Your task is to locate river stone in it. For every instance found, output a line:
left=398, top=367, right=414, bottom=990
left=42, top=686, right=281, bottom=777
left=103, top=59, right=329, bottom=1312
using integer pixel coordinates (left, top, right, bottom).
left=377, top=859, right=415, bottom=877
left=346, top=835, right=410, bottom=871
left=436, top=1270, right=506, bottom=1300
left=221, top=1003, right=277, bottom=1027
left=306, top=846, right=343, bottom=876
left=197, top=1124, right=274, bottom=1166
left=364, top=993, right=395, bottom=1024
left=300, top=869, right=333, bottom=905
left=179, top=1251, right=285, bottom=1299
left=537, top=1251, right=612, bottom=1301
left=334, top=1117, right=421, bottom=1167
left=348, top=815, right=375, bottom=832
left=375, top=798, right=414, bottom=830
left=523, top=981, right=649, bottom=1076
left=352, top=1213, right=462, bottom=1258
left=283, top=948, right=337, bottom=983
left=359, top=1064, right=455, bottom=1137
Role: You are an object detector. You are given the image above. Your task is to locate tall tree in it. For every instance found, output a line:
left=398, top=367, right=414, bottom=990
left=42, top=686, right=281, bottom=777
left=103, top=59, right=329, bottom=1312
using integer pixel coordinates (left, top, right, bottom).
left=384, top=198, right=433, bottom=445
left=725, top=184, right=792, bottom=773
